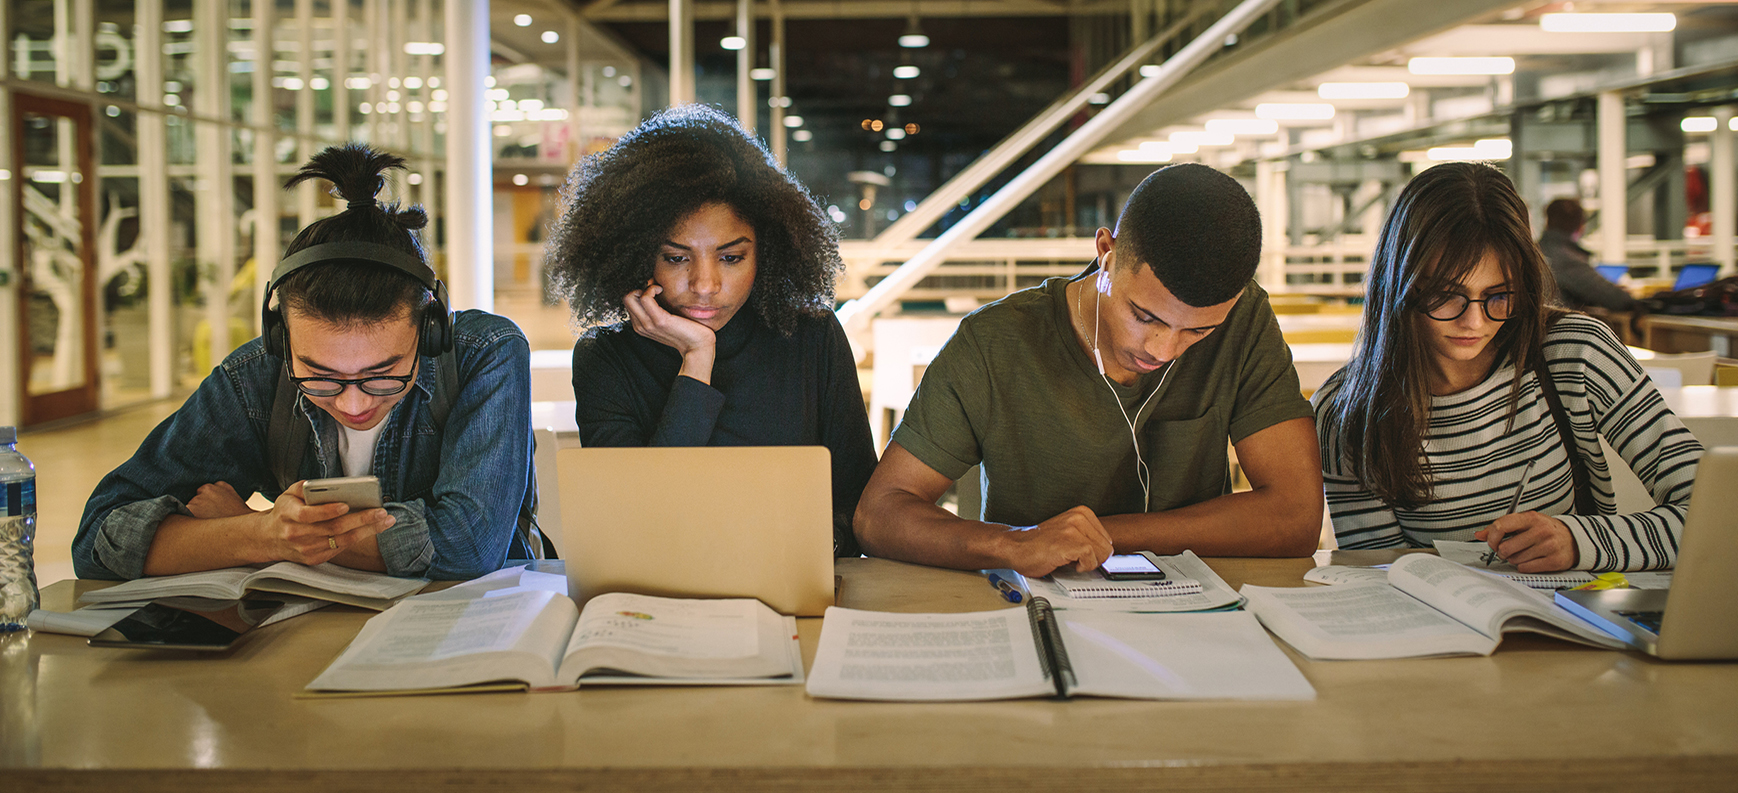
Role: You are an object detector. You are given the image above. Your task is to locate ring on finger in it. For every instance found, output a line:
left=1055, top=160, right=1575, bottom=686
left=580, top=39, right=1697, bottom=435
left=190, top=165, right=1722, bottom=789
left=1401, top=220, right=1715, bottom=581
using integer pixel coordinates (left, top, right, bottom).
left=328, top=536, right=338, bottom=550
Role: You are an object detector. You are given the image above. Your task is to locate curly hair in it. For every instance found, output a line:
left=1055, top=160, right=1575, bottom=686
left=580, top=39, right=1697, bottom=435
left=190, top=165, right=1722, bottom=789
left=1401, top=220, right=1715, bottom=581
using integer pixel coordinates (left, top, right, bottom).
left=544, top=104, right=842, bottom=337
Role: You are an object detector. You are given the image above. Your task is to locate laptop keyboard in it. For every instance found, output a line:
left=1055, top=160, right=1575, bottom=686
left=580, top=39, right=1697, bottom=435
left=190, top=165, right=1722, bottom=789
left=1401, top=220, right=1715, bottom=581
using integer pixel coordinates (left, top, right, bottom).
left=1617, top=610, right=1665, bottom=635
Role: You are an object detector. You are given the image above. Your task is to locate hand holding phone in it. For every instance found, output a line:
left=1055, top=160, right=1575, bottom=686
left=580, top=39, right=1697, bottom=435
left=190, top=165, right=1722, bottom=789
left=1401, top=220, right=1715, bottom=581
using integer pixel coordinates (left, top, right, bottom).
left=254, top=477, right=393, bottom=565
left=303, top=475, right=383, bottom=510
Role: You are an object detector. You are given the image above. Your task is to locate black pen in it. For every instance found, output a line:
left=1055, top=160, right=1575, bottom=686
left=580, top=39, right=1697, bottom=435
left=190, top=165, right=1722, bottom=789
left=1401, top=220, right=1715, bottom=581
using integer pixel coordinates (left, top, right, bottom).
left=1483, top=460, right=1536, bottom=566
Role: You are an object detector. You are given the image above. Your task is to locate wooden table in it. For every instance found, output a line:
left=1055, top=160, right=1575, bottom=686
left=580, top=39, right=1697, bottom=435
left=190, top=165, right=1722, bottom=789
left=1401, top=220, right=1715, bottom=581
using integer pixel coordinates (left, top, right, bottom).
left=5, top=555, right=1736, bottom=792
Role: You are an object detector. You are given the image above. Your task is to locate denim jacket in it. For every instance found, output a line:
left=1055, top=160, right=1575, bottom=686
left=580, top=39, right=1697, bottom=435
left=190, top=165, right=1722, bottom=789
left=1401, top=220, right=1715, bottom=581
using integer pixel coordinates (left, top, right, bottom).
left=73, top=310, right=535, bottom=580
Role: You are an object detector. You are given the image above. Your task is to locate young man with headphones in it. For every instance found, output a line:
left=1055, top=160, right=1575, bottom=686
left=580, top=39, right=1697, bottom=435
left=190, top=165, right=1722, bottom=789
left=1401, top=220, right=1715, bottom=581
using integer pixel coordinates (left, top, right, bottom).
left=74, top=145, right=537, bottom=581
left=855, top=164, right=1324, bottom=577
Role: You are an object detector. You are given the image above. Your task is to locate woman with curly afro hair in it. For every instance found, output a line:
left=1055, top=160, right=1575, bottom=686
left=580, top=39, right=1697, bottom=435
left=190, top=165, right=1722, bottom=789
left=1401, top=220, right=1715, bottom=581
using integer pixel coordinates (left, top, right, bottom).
left=546, top=104, right=876, bottom=557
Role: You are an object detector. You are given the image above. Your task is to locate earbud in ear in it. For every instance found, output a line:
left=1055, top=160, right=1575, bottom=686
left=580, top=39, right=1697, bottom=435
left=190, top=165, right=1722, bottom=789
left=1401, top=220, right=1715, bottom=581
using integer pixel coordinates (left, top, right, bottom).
left=1095, top=268, right=1112, bottom=294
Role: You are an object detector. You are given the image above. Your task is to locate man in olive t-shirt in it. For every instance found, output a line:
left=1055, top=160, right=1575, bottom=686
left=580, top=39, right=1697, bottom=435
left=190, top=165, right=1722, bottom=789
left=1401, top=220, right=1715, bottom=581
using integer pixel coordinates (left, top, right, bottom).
left=854, top=164, right=1323, bottom=577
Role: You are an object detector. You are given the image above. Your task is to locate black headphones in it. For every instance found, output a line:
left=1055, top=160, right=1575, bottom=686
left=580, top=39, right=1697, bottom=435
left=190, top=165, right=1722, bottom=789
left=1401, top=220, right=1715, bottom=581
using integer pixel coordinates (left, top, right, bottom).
left=261, top=241, right=453, bottom=360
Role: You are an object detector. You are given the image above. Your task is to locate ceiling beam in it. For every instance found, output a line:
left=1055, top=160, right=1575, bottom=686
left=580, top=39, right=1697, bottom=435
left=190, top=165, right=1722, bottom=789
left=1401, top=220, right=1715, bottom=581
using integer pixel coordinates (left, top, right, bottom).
left=582, top=0, right=1124, bottom=22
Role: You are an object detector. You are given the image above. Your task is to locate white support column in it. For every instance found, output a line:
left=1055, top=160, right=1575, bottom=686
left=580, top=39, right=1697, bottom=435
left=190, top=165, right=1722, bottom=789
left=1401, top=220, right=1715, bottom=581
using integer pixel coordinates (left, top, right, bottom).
left=1597, top=90, right=1627, bottom=265
left=735, top=0, right=755, bottom=133
left=444, top=0, right=492, bottom=311
left=567, top=14, right=582, bottom=165
left=139, top=0, right=172, bottom=398
left=1255, top=159, right=1287, bottom=291
left=1713, top=106, right=1735, bottom=277
left=197, top=0, right=234, bottom=370
left=769, top=0, right=785, bottom=166
left=365, top=0, right=380, bottom=144
left=72, top=0, right=94, bottom=89
left=296, top=0, right=317, bottom=228
left=334, top=0, right=351, bottom=143
left=0, top=0, right=16, bottom=426
left=253, top=0, right=279, bottom=331
left=669, top=0, right=695, bottom=106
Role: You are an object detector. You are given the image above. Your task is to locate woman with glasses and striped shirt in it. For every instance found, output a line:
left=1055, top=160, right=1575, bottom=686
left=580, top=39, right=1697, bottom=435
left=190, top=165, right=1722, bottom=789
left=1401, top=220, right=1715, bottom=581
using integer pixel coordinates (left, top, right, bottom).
left=1311, top=162, right=1702, bottom=573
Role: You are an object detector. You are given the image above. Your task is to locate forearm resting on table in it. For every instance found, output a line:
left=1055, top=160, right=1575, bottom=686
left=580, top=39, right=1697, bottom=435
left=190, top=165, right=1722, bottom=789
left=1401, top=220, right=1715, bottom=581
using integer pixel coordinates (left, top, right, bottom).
left=144, top=513, right=273, bottom=576
left=854, top=487, right=1018, bottom=571
left=1101, top=486, right=1321, bottom=557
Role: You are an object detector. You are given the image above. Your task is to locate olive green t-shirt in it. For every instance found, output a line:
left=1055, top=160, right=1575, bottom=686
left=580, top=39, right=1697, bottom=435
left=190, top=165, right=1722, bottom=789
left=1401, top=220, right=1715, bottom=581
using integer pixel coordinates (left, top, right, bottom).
left=891, top=271, right=1311, bottom=527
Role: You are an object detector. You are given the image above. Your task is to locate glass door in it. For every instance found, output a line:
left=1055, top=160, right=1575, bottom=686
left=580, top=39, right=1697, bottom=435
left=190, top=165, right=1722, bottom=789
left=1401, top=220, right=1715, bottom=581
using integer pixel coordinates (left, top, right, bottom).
left=14, top=93, right=99, bottom=425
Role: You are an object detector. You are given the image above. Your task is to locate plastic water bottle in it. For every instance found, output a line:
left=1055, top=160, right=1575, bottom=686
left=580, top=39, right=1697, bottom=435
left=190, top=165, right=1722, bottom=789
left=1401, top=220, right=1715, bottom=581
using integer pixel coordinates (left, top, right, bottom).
left=0, top=427, right=37, bottom=632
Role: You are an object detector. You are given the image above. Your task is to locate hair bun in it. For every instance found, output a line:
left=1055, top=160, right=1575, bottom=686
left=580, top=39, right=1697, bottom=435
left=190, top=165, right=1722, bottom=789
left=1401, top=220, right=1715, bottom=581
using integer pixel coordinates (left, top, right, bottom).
left=285, top=142, right=408, bottom=210
left=390, top=205, right=430, bottom=231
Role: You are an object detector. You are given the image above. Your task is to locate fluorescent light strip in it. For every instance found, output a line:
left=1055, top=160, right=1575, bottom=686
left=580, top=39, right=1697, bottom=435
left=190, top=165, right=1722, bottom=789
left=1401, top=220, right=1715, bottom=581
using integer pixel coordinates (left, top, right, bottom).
left=1317, top=81, right=1409, bottom=100
left=1170, top=130, right=1235, bottom=147
left=1540, top=13, right=1674, bottom=34
left=1408, top=57, right=1513, bottom=76
left=1205, top=118, right=1278, bottom=136
left=1255, top=103, right=1334, bottom=121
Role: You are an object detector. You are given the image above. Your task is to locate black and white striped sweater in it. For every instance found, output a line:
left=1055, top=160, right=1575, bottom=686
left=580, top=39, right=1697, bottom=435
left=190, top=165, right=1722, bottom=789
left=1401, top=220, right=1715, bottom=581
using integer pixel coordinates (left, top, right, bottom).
left=1312, top=314, right=1703, bottom=571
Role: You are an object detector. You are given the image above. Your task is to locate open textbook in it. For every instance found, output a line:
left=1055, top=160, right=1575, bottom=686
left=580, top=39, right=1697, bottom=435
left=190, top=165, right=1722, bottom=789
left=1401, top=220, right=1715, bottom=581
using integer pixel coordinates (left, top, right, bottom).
left=1243, top=554, right=1627, bottom=660
left=306, top=589, right=802, bottom=695
left=78, top=562, right=428, bottom=611
left=805, top=597, right=1314, bottom=702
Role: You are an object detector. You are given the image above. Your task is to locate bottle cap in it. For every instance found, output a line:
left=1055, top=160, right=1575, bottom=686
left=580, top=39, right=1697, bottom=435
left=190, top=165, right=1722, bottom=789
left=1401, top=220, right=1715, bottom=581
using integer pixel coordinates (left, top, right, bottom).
left=0, top=427, right=13, bottom=445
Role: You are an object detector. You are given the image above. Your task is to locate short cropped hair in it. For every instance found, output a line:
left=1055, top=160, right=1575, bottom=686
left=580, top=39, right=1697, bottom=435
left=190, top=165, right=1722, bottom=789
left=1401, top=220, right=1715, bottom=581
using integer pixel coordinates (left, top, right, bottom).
left=1113, top=163, right=1261, bottom=307
left=276, top=143, right=432, bottom=326
left=1543, top=198, right=1585, bottom=235
left=544, top=104, right=841, bottom=336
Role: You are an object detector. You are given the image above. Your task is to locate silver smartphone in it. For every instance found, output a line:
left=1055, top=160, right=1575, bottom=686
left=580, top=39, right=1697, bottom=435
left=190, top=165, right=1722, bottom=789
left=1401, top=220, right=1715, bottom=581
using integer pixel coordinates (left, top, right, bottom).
left=303, top=475, right=383, bottom=510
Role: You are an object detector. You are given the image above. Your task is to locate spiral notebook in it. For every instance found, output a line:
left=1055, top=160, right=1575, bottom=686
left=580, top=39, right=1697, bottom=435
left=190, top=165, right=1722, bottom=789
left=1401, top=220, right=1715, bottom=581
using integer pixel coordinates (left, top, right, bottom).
left=1050, top=573, right=1204, bottom=599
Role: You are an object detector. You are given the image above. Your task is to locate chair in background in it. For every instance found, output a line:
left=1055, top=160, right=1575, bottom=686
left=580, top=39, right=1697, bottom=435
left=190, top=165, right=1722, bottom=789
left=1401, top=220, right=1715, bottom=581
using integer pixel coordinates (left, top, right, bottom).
left=1641, top=351, right=1717, bottom=387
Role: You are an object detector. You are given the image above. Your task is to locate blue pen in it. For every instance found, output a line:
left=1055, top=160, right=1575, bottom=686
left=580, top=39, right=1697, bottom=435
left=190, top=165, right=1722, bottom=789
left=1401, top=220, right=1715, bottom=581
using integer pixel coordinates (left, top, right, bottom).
left=985, top=571, right=1024, bottom=603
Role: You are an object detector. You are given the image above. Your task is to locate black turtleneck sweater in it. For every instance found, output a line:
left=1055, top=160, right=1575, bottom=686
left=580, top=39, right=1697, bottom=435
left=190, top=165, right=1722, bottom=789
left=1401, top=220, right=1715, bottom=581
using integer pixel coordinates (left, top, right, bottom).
left=570, top=310, right=876, bottom=557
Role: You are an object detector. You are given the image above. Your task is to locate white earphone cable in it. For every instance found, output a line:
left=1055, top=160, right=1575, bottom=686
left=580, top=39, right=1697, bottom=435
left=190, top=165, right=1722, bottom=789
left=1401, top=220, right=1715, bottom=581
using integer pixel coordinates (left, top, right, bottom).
left=1090, top=278, right=1176, bottom=511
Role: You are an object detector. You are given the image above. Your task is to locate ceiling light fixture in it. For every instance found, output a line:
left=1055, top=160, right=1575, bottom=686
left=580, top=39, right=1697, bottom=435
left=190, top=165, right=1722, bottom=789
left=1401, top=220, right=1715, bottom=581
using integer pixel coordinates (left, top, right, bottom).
left=541, top=31, right=560, bottom=44
left=1205, top=118, right=1279, bottom=135
left=1407, top=56, right=1514, bottom=76
left=721, top=36, right=746, bottom=50
left=893, top=65, right=920, bottom=79
left=1255, top=102, right=1335, bottom=120
left=889, top=94, right=912, bottom=107
left=1169, top=129, right=1235, bottom=147
left=899, top=13, right=929, bottom=48
left=1317, top=81, right=1409, bottom=100
left=513, top=14, right=532, bottom=26
left=1539, top=13, right=1674, bottom=34
left=1682, top=117, right=1718, bottom=133
left=751, top=68, right=775, bottom=81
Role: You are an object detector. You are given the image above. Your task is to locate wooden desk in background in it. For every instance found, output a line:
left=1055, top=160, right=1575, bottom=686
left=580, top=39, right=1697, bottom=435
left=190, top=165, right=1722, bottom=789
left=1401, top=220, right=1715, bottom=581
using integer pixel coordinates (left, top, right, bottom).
left=5, top=555, right=1736, bottom=792
left=1643, top=315, right=1738, bottom=357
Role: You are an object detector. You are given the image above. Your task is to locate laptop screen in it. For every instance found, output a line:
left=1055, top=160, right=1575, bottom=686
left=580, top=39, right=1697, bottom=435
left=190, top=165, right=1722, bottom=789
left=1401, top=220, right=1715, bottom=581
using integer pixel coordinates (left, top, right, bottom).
left=1673, top=264, right=1719, bottom=291
left=1595, top=265, right=1628, bottom=284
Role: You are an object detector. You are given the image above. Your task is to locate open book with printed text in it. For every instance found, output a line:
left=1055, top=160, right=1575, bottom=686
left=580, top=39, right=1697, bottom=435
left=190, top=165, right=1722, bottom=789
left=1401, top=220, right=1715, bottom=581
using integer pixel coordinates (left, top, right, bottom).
left=1242, top=554, right=1627, bottom=660
left=805, top=597, right=1314, bottom=702
left=306, top=590, right=802, bottom=695
left=78, top=562, right=428, bottom=611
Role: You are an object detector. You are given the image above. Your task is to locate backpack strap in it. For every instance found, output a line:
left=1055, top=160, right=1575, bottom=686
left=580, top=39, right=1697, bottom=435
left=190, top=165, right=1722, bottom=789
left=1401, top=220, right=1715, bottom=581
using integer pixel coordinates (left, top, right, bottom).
left=1530, top=349, right=1598, bottom=516
left=267, top=366, right=313, bottom=493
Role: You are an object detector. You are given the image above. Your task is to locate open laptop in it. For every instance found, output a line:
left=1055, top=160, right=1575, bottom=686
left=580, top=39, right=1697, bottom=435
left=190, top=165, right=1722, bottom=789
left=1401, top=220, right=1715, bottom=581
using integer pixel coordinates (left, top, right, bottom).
left=1556, top=447, right=1738, bottom=659
left=1672, top=263, right=1720, bottom=292
left=556, top=446, right=835, bottom=616
left=1594, top=264, right=1628, bottom=284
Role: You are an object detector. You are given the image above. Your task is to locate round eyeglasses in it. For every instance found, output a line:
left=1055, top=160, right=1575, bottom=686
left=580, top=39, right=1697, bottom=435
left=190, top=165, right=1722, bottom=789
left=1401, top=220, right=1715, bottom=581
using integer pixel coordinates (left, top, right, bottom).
left=1421, top=291, right=1514, bottom=322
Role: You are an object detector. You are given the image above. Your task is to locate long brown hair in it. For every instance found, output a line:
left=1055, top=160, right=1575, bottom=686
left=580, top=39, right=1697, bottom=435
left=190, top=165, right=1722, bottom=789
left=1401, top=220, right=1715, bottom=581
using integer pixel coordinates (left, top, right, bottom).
left=1321, top=162, right=1559, bottom=508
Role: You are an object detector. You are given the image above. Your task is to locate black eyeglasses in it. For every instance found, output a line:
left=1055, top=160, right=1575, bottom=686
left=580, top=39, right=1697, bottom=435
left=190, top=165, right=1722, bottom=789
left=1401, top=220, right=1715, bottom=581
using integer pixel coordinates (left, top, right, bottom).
left=286, top=338, right=420, bottom=397
left=1421, top=291, right=1515, bottom=322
